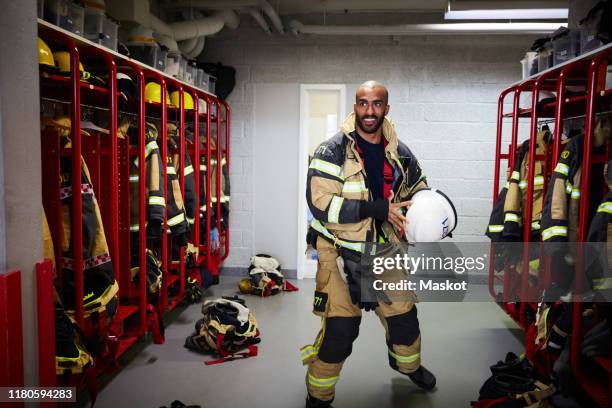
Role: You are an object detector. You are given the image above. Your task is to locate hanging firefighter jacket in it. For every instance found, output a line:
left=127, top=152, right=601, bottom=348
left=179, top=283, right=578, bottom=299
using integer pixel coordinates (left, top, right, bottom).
left=128, top=121, right=165, bottom=297
left=197, top=134, right=230, bottom=234
left=42, top=209, right=96, bottom=376
left=540, top=118, right=609, bottom=291
left=503, top=130, right=548, bottom=241
left=43, top=211, right=95, bottom=375
left=165, top=129, right=189, bottom=246
left=585, top=161, right=611, bottom=300
left=540, top=122, right=608, bottom=244
left=129, top=121, right=165, bottom=244
left=59, top=139, right=118, bottom=316
left=218, top=155, right=230, bottom=232
left=486, top=129, right=549, bottom=243
left=168, top=123, right=196, bottom=228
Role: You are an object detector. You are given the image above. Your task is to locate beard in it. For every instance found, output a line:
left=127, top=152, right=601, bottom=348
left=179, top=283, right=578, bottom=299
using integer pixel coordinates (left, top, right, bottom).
left=355, top=112, right=385, bottom=134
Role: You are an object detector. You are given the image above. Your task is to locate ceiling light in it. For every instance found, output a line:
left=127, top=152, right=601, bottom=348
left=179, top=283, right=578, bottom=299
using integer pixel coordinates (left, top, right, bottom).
left=289, top=21, right=566, bottom=35
left=445, top=9, right=568, bottom=20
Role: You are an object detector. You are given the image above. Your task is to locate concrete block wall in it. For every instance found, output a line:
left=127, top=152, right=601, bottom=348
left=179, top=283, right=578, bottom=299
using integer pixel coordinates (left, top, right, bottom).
left=201, top=28, right=537, bottom=268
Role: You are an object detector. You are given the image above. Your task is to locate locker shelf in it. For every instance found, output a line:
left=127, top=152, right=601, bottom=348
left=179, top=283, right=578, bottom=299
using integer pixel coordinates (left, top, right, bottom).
left=115, top=304, right=139, bottom=323
left=40, top=72, right=120, bottom=106
left=114, top=335, right=139, bottom=359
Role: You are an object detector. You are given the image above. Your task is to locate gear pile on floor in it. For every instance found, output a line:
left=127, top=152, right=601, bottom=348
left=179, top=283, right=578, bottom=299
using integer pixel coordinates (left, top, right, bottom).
left=184, top=296, right=261, bottom=365
left=238, top=254, right=299, bottom=297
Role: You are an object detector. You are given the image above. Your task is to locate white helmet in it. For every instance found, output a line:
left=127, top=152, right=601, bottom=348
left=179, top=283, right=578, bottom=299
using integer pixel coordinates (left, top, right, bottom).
left=404, top=188, right=457, bottom=243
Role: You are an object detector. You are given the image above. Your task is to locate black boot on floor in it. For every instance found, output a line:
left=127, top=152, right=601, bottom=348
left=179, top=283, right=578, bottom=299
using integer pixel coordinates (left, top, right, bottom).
left=408, top=365, right=437, bottom=391
left=305, top=394, right=334, bottom=408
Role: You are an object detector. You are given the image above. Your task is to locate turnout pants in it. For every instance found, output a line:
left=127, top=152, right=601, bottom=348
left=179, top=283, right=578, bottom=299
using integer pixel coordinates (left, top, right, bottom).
left=301, top=238, right=421, bottom=402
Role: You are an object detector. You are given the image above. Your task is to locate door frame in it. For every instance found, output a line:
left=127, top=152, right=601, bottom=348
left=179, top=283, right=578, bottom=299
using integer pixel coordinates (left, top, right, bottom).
left=297, top=84, right=346, bottom=279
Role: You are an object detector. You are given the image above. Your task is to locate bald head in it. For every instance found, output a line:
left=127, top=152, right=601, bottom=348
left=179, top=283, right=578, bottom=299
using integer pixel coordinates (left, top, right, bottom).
left=354, top=80, right=390, bottom=136
left=357, top=80, right=388, bottom=104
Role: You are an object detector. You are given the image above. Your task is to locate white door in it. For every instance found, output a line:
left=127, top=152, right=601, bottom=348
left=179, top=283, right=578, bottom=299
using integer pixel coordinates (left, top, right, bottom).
left=297, top=85, right=346, bottom=279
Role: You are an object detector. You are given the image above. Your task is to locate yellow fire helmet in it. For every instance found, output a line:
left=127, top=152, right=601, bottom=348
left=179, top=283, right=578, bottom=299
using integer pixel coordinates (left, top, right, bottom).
left=170, top=90, right=195, bottom=110
left=144, top=82, right=171, bottom=105
left=52, top=51, right=91, bottom=81
left=238, top=278, right=252, bottom=294
left=38, top=37, right=55, bottom=68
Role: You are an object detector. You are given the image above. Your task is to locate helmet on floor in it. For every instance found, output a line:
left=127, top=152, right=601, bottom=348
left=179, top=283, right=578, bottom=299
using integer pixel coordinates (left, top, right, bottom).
left=238, top=278, right=252, bottom=294
left=404, top=188, right=457, bottom=242
left=145, top=82, right=171, bottom=105
left=38, top=37, right=55, bottom=67
left=170, top=90, right=195, bottom=110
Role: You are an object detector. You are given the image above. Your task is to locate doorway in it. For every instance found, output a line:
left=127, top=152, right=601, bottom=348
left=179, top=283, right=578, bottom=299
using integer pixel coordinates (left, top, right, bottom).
left=297, top=84, right=346, bottom=279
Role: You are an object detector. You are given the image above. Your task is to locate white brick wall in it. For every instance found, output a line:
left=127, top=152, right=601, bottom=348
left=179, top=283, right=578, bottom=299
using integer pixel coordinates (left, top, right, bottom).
left=201, top=29, right=537, bottom=267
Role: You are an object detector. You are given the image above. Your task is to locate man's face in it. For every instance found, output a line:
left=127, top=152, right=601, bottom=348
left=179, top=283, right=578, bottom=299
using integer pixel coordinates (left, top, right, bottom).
left=354, top=86, right=389, bottom=134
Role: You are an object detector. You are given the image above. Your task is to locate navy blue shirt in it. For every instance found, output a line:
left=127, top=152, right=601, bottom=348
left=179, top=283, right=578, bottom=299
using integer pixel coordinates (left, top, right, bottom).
left=353, top=131, right=385, bottom=201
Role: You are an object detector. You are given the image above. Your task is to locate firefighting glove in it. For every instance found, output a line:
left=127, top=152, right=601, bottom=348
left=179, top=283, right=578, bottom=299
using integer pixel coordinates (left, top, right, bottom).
left=186, top=277, right=202, bottom=303
left=340, top=249, right=390, bottom=311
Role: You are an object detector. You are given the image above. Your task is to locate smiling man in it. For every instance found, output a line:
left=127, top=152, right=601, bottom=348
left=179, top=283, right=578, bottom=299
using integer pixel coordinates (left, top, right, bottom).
left=302, top=81, right=436, bottom=407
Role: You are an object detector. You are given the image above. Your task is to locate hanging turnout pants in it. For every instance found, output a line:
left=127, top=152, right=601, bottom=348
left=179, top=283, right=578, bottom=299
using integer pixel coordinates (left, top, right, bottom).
left=301, top=237, right=421, bottom=402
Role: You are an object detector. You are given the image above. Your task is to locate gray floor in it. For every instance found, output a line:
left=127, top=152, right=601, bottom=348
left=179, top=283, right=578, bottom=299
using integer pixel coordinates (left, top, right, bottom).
left=95, top=276, right=524, bottom=408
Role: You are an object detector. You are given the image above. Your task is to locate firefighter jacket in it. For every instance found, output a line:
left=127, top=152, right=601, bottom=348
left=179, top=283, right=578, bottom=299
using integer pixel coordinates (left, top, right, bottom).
left=486, top=131, right=548, bottom=242
left=168, top=126, right=196, bottom=228
left=586, top=162, right=611, bottom=296
left=198, top=137, right=230, bottom=235
left=485, top=186, right=508, bottom=242
left=504, top=131, right=547, bottom=241
left=59, top=144, right=118, bottom=315
left=130, top=122, right=165, bottom=241
left=306, top=113, right=426, bottom=252
left=540, top=125, right=608, bottom=243
left=165, top=133, right=189, bottom=245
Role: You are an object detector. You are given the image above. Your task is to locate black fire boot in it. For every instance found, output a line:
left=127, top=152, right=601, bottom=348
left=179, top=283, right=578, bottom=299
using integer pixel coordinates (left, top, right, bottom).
left=408, top=365, right=437, bottom=391
left=305, top=394, right=334, bottom=408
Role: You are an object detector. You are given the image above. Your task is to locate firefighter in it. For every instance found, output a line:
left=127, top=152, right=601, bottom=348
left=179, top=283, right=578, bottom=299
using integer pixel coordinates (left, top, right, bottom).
left=303, top=81, right=436, bottom=408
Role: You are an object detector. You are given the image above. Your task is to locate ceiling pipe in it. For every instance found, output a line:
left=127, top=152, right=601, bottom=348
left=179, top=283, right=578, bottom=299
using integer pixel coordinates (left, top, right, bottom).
left=218, top=9, right=240, bottom=30
left=189, top=36, right=206, bottom=58
left=246, top=7, right=272, bottom=34
left=178, top=37, right=200, bottom=55
left=159, top=35, right=179, bottom=53
left=258, top=0, right=283, bottom=34
left=170, top=13, right=226, bottom=41
left=172, top=0, right=283, bottom=33
left=180, top=36, right=206, bottom=58
left=149, top=10, right=239, bottom=42
left=149, top=14, right=174, bottom=38
left=289, top=20, right=565, bottom=35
